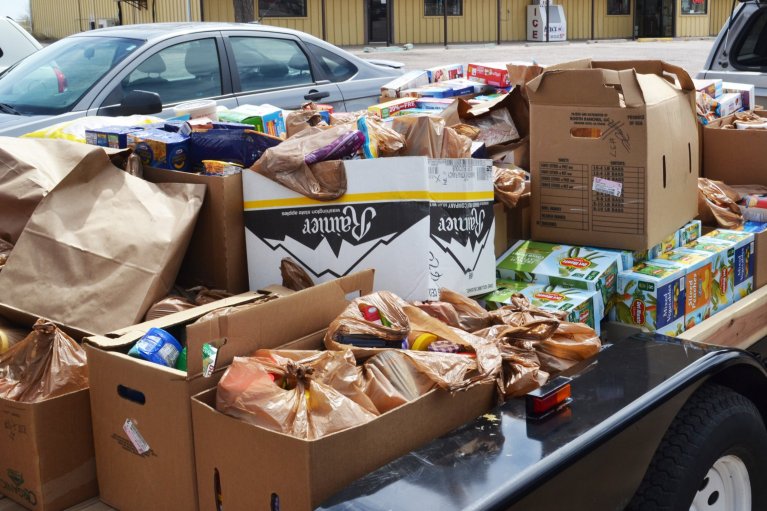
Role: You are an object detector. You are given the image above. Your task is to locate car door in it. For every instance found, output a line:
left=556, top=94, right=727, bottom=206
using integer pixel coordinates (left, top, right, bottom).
left=700, top=2, right=767, bottom=108
left=223, top=31, right=345, bottom=111
left=93, top=32, right=238, bottom=117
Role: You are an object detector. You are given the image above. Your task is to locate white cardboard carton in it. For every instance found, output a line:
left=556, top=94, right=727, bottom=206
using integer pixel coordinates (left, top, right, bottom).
left=243, top=157, right=496, bottom=300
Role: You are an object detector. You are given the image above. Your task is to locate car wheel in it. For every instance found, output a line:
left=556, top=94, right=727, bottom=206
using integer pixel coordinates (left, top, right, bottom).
left=626, top=383, right=767, bottom=511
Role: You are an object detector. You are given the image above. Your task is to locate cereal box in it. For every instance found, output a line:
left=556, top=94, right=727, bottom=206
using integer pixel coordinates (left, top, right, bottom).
left=615, top=259, right=686, bottom=336
left=467, top=63, right=511, bottom=88
left=367, top=98, right=418, bottom=118
left=127, top=129, right=190, bottom=171
left=496, top=241, right=620, bottom=321
left=655, top=248, right=714, bottom=329
left=685, top=237, right=736, bottom=314
left=703, top=230, right=756, bottom=300
left=426, top=64, right=464, bottom=83
left=484, top=280, right=600, bottom=335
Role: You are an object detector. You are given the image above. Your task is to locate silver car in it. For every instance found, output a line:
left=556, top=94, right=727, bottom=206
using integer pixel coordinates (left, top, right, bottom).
left=698, top=1, right=767, bottom=107
left=0, top=23, right=403, bottom=136
left=0, top=16, right=42, bottom=72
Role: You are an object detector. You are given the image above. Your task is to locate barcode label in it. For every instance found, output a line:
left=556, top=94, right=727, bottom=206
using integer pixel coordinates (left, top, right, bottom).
left=592, top=177, right=623, bottom=197
left=123, top=419, right=150, bottom=455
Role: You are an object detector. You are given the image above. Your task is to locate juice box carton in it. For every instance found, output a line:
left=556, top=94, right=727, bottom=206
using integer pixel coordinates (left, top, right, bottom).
left=85, top=126, right=143, bottom=149
left=647, top=220, right=703, bottom=259
left=484, top=279, right=600, bottom=335
left=426, top=64, right=464, bottom=83
left=467, top=63, right=511, bottom=88
left=496, top=241, right=620, bottom=321
left=127, top=128, right=190, bottom=171
left=685, top=237, right=737, bottom=314
left=615, top=259, right=686, bottom=336
left=655, top=248, right=714, bottom=329
left=715, top=92, right=743, bottom=117
left=368, top=97, right=418, bottom=118
left=381, top=70, right=430, bottom=98
left=703, top=229, right=756, bottom=300
left=218, top=105, right=287, bottom=138
left=722, top=81, right=755, bottom=111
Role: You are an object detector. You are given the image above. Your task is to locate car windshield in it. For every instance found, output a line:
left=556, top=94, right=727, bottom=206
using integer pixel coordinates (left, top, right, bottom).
left=0, top=35, right=142, bottom=115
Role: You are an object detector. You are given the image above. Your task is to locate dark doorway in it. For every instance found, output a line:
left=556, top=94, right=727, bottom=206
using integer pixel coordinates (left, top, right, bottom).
left=635, top=0, right=674, bottom=37
left=368, top=0, right=390, bottom=43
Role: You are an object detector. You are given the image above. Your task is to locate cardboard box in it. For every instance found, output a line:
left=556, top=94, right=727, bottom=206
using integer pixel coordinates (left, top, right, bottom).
left=0, top=304, right=97, bottom=511
left=655, top=248, right=714, bottom=329
left=493, top=193, right=532, bottom=257
left=243, top=157, right=496, bottom=300
left=703, top=110, right=767, bottom=184
left=685, top=237, right=738, bottom=314
left=495, top=240, right=621, bottom=321
left=142, top=166, right=248, bottom=293
left=128, top=129, right=190, bottom=171
left=84, top=283, right=310, bottom=511
left=526, top=60, right=699, bottom=251
left=190, top=272, right=495, bottom=510
left=647, top=219, right=703, bottom=259
left=615, top=259, right=686, bottom=336
left=426, top=64, right=464, bottom=83
left=367, top=97, right=418, bottom=118
left=85, top=126, right=142, bottom=149
left=722, top=81, right=755, bottom=111
left=714, top=92, right=743, bottom=117
left=381, top=70, right=430, bottom=98
left=703, top=229, right=756, bottom=300
left=467, top=63, right=511, bottom=88
left=218, top=105, right=286, bottom=138
left=484, top=279, right=600, bottom=335
left=736, top=221, right=767, bottom=290
left=442, top=77, right=497, bottom=95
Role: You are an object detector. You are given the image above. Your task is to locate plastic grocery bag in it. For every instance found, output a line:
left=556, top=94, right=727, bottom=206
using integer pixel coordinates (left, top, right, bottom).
left=280, top=257, right=315, bottom=291
left=698, top=178, right=743, bottom=229
left=0, top=317, right=27, bottom=355
left=362, top=350, right=438, bottom=413
left=0, top=238, right=11, bottom=272
left=391, top=116, right=472, bottom=158
left=251, top=125, right=354, bottom=200
left=216, top=350, right=378, bottom=440
left=493, top=165, right=528, bottom=209
left=0, top=319, right=88, bottom=403
left=21, top=115, right=161, bottom=143
left=143, top=286, right=233, bottom=321
left=356, top=115, right=405, bottom=158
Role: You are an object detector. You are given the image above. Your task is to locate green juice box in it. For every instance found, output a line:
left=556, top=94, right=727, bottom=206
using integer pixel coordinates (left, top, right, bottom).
left=615, top=259, right=686, bottom=336
left=685, top=237, right=737, bottom=314
left=702, top=229, right=756, bottom=301
left=496, top=240, right=620, bottom=322
left=484, top=280, right=600, bottom=336
left=655, top=247, right=714, bottom=330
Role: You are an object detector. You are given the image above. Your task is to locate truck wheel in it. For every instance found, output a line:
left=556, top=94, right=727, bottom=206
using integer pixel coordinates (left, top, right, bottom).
left=626, top=383, right=767, bottom=511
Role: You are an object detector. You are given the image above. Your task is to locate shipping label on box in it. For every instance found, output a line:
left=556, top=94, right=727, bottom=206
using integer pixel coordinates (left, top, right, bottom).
left=495, top=240, right=620, bottom=321
left=686, top=237, right=737, bottom=314
left=705, top=230, right=756, bottom=300
left=615, top=259, right=686, bottom=336
left=243, top=157, right=494, bottom=301
left=527, top=61, right=699, bottom=251
left=656, top=248, right=714, bottom=329
left=484, top=279, right=600, bottom=335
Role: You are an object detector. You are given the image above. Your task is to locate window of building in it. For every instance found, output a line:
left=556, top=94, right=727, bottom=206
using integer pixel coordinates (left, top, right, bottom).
left=230, top=36, right=313, bottom=92
left=681, top=0, right=707, bottom=15
left=258, top=0, right=307, bottom=18
left=424, top=0, right=463, bottom=17
left=607, top=0, right=630, bottom=16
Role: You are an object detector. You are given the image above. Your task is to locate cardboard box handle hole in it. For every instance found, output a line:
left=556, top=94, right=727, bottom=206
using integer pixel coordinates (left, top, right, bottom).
left=271, top=493, right=280, bottom=511
left=662, top=155, right=667, bottom=188
left=117, top=385, right=146, bottom=405
left=213, top=468, right=223, bottom=511
left=688, top=143, right=692, bottom=174
left=570, top=127, right=602, bottom=139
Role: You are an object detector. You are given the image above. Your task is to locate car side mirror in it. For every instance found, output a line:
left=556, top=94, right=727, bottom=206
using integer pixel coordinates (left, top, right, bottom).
left=119, top=90, right=162, bottom=116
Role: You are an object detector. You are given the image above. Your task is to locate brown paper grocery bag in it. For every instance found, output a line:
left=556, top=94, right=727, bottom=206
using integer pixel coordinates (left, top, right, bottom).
left=0, top=137, right=129, bottom=244
left=0, top=147, right=205, bottom=334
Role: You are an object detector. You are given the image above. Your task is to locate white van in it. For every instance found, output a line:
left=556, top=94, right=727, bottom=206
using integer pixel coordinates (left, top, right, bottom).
left=0, top=16, right=42, bottom=72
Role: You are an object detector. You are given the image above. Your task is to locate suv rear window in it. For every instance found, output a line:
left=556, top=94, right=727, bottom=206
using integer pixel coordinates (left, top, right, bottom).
left=734, top=7, right=767, bottom=69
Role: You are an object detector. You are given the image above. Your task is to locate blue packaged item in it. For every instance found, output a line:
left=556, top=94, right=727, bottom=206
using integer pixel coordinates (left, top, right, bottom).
left=419, top=87, right=454, bottom=98
left=85, top=126, right=143, bottom=149
left=190, top=128, right=282, bottom=171
left=128, top=328, right=183, bottom=367
left=128, top=129, right=190, bottom=171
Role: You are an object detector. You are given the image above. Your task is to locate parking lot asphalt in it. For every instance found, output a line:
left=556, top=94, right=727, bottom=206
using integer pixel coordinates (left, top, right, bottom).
left=350, top=38, right=715, bottom=76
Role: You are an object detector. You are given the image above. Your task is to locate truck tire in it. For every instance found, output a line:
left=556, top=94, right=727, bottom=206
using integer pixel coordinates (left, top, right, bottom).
left=626, top=383, right=767, bottom=511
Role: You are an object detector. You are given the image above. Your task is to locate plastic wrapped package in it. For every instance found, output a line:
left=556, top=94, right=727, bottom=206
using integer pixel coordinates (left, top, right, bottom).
left=21, top=115, right=162, bottom=143
left=698, top=178, right=744, bottom=229
left=143, top=286, right=233, bottom=321
left=391, top=115, right=472, bottom=158
left=493, top=165, right=528, bottom=208
left=216, top=350, right=378, bottom=440
left=362, top=350, right=438, bottom=413
left=465, top=109, right=520, bottom=147
left=251, top=125, right=352, bottom=200
left=356, top=116, right=405, bottom=158
left=190, top=128, right=282, bottom=170
left=0, top=319, right=88, bottom=403
left=436, top=288, right=495, bottom=332
left=285, top=110, right=326, bottom=138
left=280, top=257, right=315, bottom=291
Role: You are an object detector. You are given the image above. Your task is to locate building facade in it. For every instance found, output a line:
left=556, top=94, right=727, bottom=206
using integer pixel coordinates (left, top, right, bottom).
left=30, top=0, right=732, bottom=44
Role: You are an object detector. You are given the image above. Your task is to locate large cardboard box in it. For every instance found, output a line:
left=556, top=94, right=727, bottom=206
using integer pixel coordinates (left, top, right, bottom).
left=0, top=304, right=98, bottom=511
left=526, top=60, right=699, bottom=251
left=143, top=166, right=248, bottom=293
left=189, top=271, right=495, bottom=510
left=243, top=157, right=496, bottom=300
left=703, top=110, right=767, bottom=185
left=85, top=288, right=294, bottom=511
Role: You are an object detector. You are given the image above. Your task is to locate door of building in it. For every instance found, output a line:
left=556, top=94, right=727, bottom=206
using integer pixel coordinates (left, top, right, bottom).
left=368, top=0, right=391, bottom=43
left=635, top=0, right=675, bottom=37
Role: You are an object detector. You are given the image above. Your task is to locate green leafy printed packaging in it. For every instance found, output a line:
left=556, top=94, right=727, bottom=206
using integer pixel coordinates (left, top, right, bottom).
left=685, top=237, right=737, bottom=314
left=615, top=259, right=686, bottom=336
left=648, top=220, right=703, bottom=259
left=484, top=280, right=600, bottom=336
left=496, top=240, right=620, bottom=322
left=655, top=247, right=714, bottom=330
left=702, top=229, right=756, bottom=301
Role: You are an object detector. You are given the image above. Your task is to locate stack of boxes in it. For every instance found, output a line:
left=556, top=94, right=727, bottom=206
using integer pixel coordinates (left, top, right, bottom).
left=694, top=78, right=755, bottom=124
